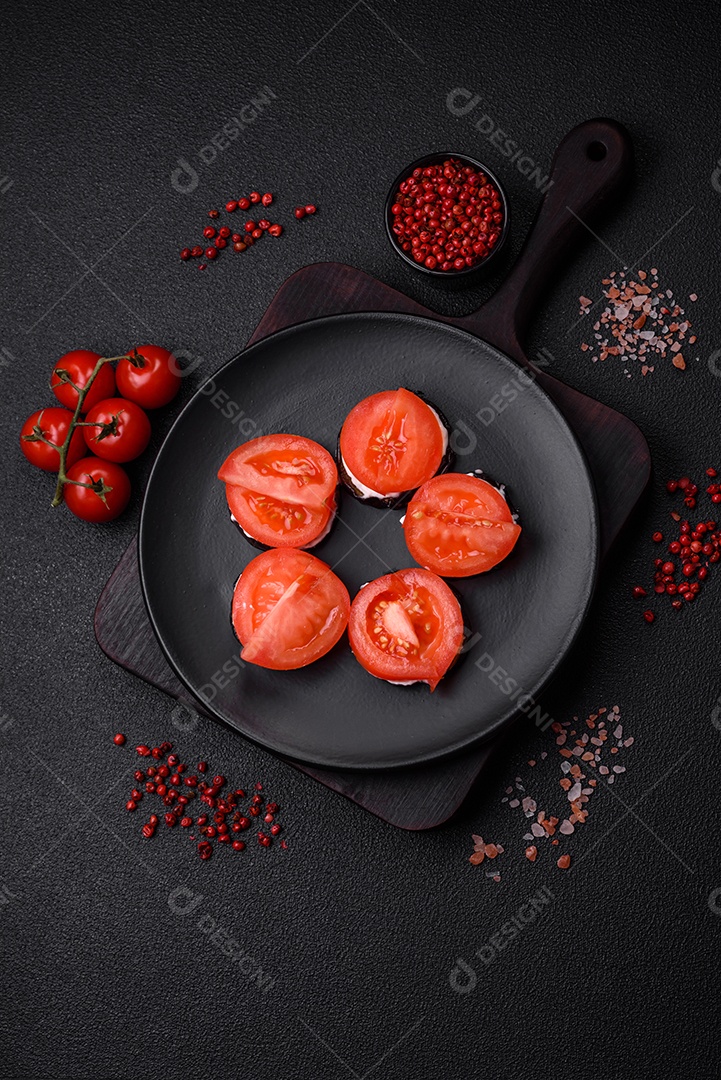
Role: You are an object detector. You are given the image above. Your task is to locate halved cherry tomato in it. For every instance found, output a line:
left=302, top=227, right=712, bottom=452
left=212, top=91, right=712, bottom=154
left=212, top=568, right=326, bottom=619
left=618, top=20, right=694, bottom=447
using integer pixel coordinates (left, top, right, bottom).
left=219, top=434, right=338, bottom=548
left=82, top=397, right=151, bottom=462
left=232, top=548, right=350, bottom=670
left=339, top=388, right=448, bottom=499
left=20, top=407, right=86, bottom=472
left=117, top=345, right=181, bottom=409
left=348, top=568, right=464, bottom=690
left=50, top=350, right=115, bottom=413
left=63, top=456, right=131, bottom=522
left=404, top=473, right=521, bottom=578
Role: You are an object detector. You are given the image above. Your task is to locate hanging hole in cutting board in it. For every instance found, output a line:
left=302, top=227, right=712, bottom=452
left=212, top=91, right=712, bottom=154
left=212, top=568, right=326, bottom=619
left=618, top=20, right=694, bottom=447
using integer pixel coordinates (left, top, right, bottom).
left=586, top=140, right=608, bottom=161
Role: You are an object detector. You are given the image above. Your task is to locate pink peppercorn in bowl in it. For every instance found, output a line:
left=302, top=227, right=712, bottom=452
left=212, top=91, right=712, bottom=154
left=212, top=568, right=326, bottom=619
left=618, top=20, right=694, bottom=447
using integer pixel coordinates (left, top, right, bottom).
left=385, top=152, right=510, bottom=277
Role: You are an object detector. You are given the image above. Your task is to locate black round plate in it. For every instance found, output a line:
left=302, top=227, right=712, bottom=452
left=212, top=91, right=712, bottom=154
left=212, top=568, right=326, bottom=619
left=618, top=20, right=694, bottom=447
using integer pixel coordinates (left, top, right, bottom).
left=139, top=313, right=598, bottom=770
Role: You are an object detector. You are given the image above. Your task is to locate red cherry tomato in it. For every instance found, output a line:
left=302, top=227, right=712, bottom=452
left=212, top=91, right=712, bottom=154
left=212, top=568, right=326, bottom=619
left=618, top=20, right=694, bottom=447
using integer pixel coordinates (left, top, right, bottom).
left=232, top=548, right=350, bottom=669
left=348, top=568, right=464, bottom=690
left=50, top=350, right=115, bottom=413
left=219, top=434, right=338, bottom=548
left=20, top=407, right=85, bottom=472
left=403, top=474, right=521, bottom=577
left=339, top=388, right=448, bottom=499
left=82, top=397, right=151, bottom=462
left=63, top=456, right=131, bottom=522
left=117, top=345, right=181, bottom=409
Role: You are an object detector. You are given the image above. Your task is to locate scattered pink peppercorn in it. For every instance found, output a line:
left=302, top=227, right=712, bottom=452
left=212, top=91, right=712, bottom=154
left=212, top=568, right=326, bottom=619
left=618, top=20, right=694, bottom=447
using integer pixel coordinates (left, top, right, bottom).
left=118, top=740, right=287, bottom=862
left=262, top=192, right=273, bottom=206
left=225, top=200, right=237, bottom=212
left=113, top=733, right=126, bottom=746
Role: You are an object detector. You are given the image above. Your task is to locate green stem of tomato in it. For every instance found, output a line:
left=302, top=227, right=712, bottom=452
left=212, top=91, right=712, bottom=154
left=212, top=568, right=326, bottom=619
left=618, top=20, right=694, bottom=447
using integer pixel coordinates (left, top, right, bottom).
left=51, top=352, right=137, bottom=507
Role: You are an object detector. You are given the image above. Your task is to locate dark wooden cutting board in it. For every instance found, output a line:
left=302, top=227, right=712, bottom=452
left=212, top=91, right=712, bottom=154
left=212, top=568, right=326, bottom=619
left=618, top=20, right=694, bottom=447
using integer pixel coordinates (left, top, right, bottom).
left=95, top=118, right=650, bottom=828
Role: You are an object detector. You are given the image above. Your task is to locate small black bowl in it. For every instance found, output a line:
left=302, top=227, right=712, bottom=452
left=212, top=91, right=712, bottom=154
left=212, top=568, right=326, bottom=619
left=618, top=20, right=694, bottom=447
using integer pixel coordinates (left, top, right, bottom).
left=384, top=151, right=510, bottom=278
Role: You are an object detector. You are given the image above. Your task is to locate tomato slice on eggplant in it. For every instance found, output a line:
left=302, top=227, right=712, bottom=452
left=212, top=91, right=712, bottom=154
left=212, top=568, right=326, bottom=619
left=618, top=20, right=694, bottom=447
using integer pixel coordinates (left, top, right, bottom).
left=232, top=548, right=350, bottom=670
left=348, top=568, right=464, bottom=690
left=219, top=434, right=338, bottom=548
left=339, top=388, right=449, bottom=500
left=403, top=473, right=521, bottom=578
left=225, top=484, right=335, bottom=549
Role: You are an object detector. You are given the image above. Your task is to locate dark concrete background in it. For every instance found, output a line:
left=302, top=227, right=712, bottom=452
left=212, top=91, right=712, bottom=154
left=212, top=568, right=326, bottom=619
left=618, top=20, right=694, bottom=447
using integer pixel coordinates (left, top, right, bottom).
left=2, top=1, right=720, bottom=1077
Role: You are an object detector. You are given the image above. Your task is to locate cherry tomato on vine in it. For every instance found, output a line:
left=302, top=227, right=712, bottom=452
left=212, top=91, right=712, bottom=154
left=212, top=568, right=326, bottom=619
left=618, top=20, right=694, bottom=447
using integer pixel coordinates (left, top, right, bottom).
left=20, top=407, right=85, bottom=472
left=116, top=345, right=181, bottom=409
left=50, top=349, right=115, bottom=413
left=82, top=397, right=151, bottom=463
left=64, top=456, right=131, bottom=522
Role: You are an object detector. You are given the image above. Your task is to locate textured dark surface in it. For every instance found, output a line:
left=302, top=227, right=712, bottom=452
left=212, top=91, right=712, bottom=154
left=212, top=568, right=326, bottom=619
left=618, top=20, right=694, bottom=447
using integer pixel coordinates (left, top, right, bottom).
left=3, top=2, right=721, bottom=1078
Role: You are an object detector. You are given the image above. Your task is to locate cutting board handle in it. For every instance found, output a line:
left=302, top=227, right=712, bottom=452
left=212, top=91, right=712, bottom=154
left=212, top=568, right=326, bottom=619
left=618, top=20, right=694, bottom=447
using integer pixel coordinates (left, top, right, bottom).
left=456, top=118, right=633, bottom=362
